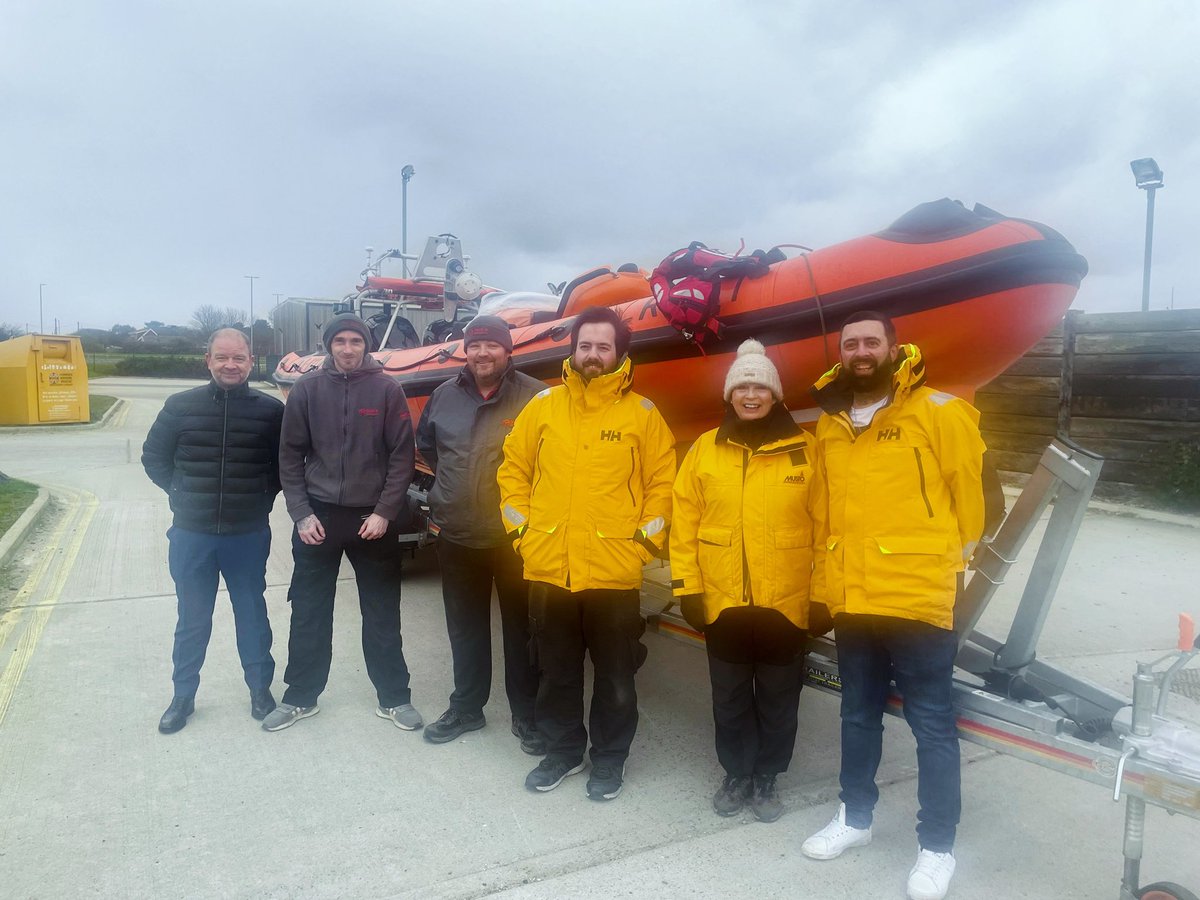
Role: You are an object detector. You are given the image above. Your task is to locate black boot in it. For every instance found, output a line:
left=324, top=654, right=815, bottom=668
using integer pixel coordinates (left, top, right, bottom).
left=158, top=696, right=195, bottom=734
left=250, top=688, right=277, bottom=721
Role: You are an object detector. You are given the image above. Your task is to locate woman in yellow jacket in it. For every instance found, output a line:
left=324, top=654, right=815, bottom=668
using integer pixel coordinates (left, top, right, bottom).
left=670, top=339, right=821, bottom=822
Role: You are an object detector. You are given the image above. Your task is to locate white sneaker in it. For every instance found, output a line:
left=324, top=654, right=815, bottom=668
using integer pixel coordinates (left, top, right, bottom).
left=907, top=848, right=956, bottom=900
left=800, top=803, right=872, bottom=860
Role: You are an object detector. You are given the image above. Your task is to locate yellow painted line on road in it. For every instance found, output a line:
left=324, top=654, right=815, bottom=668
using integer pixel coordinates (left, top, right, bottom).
left=0, top=487, right=98, bottom=728
left=0, top=490, right=79, bottom=651
left=109, top=400, right=130, bottom=429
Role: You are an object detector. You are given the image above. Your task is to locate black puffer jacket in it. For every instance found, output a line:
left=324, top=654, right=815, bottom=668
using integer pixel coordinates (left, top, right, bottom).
left=142, top=381, right=284, bottom=534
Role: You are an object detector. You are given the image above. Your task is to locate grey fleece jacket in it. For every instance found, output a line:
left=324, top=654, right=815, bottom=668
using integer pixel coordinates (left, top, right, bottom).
left=280, top=353, right=415, bottom=522
left=415, top=363, right=544, bottom=548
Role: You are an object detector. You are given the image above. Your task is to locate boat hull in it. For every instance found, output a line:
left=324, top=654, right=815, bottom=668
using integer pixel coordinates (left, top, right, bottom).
left=274, top=200, right=1087, bottom=444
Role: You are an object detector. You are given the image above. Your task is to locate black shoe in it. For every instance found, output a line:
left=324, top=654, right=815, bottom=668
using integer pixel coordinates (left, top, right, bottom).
left=750, top=773, right=783, bottom=823
left=511, top=716, right=547, bottom=756
left=525, top=757, right=585, bottom=792
left=250, top=688, right=276, bottom=721
left=158, top=696, right=194, bottom=734
left=586, top=762, right=625, bottom=801
left=424, top=708, right=486, bottom=744
left=712, top=774, right=753, bottom=817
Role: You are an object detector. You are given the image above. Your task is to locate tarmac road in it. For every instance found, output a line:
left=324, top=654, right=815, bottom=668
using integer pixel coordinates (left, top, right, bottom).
left=0, top=377, right=1197, bottom=899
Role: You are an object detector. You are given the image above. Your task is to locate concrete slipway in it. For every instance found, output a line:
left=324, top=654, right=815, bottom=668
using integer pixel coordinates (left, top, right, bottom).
left=0, top=377, right=1197, bottom=900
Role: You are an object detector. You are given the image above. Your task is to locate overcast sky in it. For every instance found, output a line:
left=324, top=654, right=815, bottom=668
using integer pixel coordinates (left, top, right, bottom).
left=2, top=0, right=1196, bottom=335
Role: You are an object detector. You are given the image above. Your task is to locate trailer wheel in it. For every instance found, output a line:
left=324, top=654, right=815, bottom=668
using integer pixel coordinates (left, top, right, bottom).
left=1136, top=883, right=1199, bottom=900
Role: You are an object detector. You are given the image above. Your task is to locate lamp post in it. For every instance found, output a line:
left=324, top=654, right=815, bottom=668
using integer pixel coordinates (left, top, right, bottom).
left=39, top=283, right=46, bottom=333
left=244, top=275, right=260, bottom=371
left=273, top=292, right=283, bottom=354
left=401, top=164, right=415, bottom=277
left=1130, top=157, right=1164, bottom=312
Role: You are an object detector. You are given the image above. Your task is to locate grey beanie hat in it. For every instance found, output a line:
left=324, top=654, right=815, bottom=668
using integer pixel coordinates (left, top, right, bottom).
left=322, top=313, right=372, bottom=350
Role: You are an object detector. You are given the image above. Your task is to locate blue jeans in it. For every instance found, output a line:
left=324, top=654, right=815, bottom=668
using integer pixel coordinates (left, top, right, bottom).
left=167, top=526, right=275, bottom=698
left=834, top=613, right=960, bottom=852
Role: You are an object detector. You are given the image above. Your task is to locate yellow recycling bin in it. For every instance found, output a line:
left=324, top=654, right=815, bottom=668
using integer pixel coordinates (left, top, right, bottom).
left=0, top=334, right=91, bottom=425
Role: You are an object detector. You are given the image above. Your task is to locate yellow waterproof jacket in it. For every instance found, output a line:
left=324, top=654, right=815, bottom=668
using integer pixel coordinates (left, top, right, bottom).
left=810, top=344, right=986, bottom=630
left=498, top=356, right=676, bottom=591
left=670, top=406, right=821, bottom=630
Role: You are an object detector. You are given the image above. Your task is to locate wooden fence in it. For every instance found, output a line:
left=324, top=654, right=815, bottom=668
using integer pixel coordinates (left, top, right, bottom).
left=976, top=309, right=1200, bottom=488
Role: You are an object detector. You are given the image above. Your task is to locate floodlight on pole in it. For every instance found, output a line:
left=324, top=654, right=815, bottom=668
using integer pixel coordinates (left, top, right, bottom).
left=39, top=283, right=46, bottom=334
left=401, top=164, right=415, bottom=277
left=1130, top=157, right=1163, bottom=312
left=244, top=275, right=260, bottom=369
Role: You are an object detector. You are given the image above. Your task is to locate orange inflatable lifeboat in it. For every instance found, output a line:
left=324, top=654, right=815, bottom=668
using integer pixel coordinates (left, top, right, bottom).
left=274, top=199, right=1087, bottom=444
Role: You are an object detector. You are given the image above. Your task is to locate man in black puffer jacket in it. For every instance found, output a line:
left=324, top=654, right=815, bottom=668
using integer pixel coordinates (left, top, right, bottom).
left=142, top=328, right=284, bottom=734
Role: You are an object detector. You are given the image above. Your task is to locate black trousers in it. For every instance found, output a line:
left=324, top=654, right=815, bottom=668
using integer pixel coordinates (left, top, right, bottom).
left=282, top=502, right=412, bottom=709
left=435, top=539, right=537, bottom=719
left=705, top=606, right=806, bottom=778
left=528, top=583, right=646, bottom=767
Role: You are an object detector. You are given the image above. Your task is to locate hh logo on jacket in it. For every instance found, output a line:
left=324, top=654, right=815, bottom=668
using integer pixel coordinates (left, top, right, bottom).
left=600, top=430, right=622, bottom=442
left=876, top=426, right=901, bottom=441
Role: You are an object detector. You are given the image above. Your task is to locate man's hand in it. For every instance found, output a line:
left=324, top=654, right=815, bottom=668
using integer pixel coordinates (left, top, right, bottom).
left=359, top=513, right=389, bottom=540
left=509, top=524, right=526, bottom=554
left=297, top=514, right=326, bottom=545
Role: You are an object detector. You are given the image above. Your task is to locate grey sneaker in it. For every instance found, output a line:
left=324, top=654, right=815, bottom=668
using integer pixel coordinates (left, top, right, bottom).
left=749, top=773, right=783, bottom=823
left=377, top=703, right=424, bottom=730
left=712, top=774, right=753, bottom=817
left=525, top=757, right=585, bottom=792
left=261, top=702, right=318, bottom=732
left=586, top=762, right=625, bottom=801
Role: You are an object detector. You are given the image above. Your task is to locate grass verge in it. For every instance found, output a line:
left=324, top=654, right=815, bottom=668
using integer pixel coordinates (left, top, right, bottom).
left=89, top=394, right=118, bottom=423
left=0, top=477, right=39, bottom=540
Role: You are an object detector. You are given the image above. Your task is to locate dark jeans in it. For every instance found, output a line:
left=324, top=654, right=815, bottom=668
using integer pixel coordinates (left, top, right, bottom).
left=528, top=583, right=646, bottom=767
left=282, top=502, right=412, bottom=709
left=834, top=613, right=961, bottom=852
left=167, top=525, right=274, bottom=698
left=436, top=539, right=537, bottom=719
left=705, top=607, right=806, bottom=778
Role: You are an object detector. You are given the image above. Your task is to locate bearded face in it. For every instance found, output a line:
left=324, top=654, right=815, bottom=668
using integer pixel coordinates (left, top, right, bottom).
left=839, top=320, right=898, bottom=394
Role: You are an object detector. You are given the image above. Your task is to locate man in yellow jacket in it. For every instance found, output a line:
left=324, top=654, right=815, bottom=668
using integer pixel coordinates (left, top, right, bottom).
left=800, top=311, right=985, bottom=900
left=498, top=306, right=676, bottom=801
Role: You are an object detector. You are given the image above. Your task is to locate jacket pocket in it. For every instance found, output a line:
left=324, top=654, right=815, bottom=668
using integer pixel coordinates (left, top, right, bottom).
left=865, top=535, right=956, bottom=622
left=595, top=518, right=648, bottom=580
left=874, top=536, right=947, bottom=555
left=770, top=530, right=813, bottom=621
left=519, top=520, right=565, bottom=583
left=697, top=525, right=736, bottom=601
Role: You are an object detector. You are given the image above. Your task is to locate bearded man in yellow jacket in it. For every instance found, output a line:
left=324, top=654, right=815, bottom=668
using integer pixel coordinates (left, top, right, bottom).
left=800, top=311, right=985, bottom=900
left=498, top=305, right=676, bottom=802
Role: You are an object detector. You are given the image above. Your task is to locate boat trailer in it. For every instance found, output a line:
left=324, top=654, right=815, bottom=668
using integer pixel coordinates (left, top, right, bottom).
left=643, top=439, right=1200, bottom=900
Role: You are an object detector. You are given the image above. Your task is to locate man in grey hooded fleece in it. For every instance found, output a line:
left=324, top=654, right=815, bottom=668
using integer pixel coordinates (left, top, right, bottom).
left=263, top=312, right=423, bottom=733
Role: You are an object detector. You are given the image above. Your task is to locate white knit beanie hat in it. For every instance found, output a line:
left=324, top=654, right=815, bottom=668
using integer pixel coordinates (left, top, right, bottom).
left=723, top=339, right=783, bottom=401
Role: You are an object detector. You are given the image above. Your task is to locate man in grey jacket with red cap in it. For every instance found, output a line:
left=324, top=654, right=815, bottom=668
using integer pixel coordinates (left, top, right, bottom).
left=263, top=312, right=423, bottom=732
left=416, top=316, right=545, bottom=750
